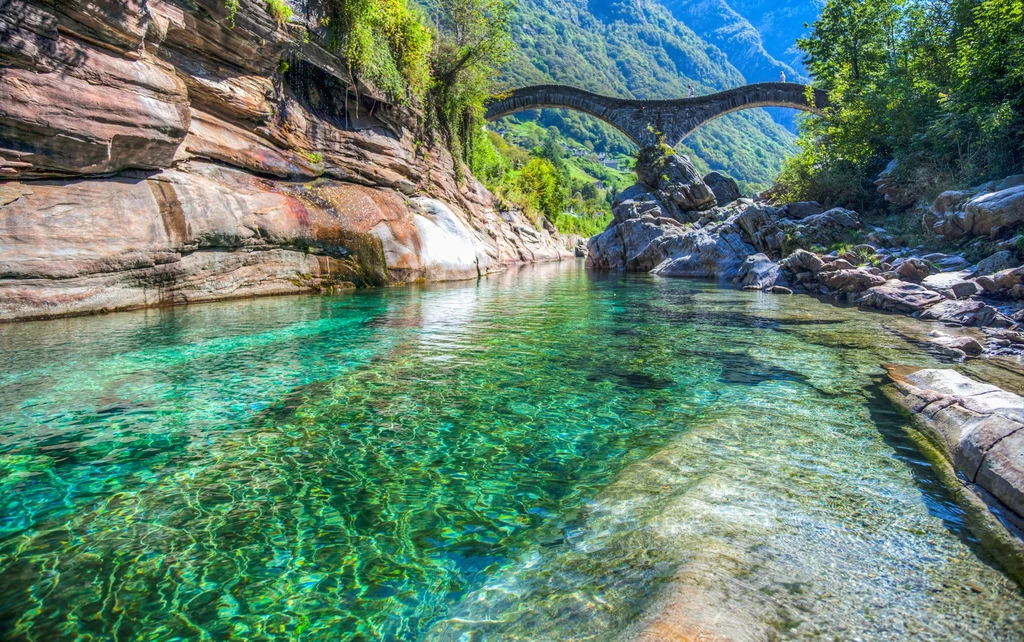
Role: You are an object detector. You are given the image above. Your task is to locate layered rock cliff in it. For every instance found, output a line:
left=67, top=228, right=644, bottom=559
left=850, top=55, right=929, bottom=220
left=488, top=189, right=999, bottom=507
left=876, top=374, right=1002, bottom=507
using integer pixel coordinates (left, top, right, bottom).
left=0, top=0, right=570, bottom=321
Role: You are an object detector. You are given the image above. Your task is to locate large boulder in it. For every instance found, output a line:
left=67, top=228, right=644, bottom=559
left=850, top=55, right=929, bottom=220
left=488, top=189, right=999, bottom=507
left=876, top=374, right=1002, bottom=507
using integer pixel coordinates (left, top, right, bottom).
left=885, top=366, right=1024, bottom=522
left=894, top=257, right=932, bottom=283
left=976, top=266, right=1024, bottom=294
left=920, top=298, right=1014, bottom=327
left=781, top=249, right=824, bottom=274
left=798, top=208, right=862, bottom=246
left=587, top=186, right=679, bottom=270
left=963, top=184, right=1024, bottom=237
left=732, top=202, right=786, bottom=255
left=874, top=159, right=917, bottom=208
left=778, top=201, right=824, bottom=220
left=925, top=177, right=1024, bottom=240
left=650, top=229, right=754, bottom=282
left=818, top=269, right=886, bottom=294
left=856, top=281, right=944, bottom=313
left=703, top=171, right=741, bottom=206
left=976, top=250, right=1016, bottom=276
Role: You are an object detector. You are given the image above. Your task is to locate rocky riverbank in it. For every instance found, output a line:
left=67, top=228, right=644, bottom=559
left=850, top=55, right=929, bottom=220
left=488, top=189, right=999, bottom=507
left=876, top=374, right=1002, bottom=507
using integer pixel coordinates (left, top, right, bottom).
left=587, top=149, right=1024, bottom=361
left=0, top=0, right=570, bottom=322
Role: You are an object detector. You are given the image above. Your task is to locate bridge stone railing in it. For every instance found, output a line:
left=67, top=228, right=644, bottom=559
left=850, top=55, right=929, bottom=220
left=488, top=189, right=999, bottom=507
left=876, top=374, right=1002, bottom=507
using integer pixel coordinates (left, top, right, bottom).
left=484, top=83, right=829, bottom=148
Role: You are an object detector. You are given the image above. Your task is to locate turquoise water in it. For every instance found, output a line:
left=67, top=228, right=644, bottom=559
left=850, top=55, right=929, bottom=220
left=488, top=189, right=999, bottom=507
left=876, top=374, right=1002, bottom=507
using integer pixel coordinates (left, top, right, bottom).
left=1, top=262, right=1023, bottom=640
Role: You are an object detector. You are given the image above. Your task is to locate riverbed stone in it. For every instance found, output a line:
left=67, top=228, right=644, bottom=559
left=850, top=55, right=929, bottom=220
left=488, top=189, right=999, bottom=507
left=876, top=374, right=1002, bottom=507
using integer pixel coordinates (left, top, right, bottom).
left=779, top=201, right=824, bottom=220
left=895, top=258, right=932, bottom=283
left=818, top=269, right=886, bottom=293
left=735, top=253, right=782, bottom=290
left=857, top=281, right=944, bottom=313
left=781, top=249, right=824, bottom=274
left=951, top=280, right=980, bottom=299
left=703, top=171, right=741, bottom=206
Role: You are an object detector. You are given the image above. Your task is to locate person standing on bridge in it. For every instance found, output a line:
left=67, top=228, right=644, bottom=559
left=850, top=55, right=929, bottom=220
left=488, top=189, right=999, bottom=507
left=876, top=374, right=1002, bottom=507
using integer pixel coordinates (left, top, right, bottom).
left=688, top=83, right=694, bottom=98
left=779, top=70, right=786, bottom=83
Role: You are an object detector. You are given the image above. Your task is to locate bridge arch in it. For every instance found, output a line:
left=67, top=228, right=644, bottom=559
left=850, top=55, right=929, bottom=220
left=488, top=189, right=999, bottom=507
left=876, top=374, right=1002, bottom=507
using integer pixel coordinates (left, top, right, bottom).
left=484, top=83, right=829, bottom=149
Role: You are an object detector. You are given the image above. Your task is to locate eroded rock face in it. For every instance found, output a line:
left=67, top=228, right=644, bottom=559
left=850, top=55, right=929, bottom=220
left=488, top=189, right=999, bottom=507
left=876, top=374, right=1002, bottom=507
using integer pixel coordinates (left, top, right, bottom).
left=0, top=162, right=569, bottom=320
left=0, top=0, right=570, bottom=320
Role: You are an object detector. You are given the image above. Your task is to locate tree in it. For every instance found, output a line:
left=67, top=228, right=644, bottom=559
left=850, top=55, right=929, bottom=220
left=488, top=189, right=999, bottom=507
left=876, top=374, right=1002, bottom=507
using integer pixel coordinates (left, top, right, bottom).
left=519, top=158, right=568, bottom=220
left=426, top=0, right=515, bottom=161
left=779, top=0, right=1024, bottom=209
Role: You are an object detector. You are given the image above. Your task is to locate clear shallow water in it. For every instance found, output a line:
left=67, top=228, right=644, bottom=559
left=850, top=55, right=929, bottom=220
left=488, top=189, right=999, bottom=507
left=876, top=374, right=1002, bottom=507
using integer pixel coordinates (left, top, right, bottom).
left=0, top=262, right=1022, bottom=641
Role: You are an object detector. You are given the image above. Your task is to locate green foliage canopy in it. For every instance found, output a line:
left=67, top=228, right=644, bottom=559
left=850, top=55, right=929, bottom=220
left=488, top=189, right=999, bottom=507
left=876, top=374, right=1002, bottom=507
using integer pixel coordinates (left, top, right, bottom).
left=779, top=0, right=1024, bottom=209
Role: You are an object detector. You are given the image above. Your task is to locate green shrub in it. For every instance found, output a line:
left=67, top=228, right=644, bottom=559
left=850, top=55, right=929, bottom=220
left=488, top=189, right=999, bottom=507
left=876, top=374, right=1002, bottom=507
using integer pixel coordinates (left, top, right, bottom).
left=267, top=0, right=293, bottom=25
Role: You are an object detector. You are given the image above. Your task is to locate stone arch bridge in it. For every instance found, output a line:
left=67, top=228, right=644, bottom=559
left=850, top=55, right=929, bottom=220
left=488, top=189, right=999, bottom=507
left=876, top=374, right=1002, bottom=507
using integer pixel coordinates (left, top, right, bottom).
left=484, top=83, right=829, bottom=149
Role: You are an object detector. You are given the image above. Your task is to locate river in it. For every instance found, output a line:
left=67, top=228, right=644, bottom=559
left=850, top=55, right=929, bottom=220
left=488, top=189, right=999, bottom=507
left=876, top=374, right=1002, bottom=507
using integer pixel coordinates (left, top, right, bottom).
left=1, top=261, right=1022, bottom=640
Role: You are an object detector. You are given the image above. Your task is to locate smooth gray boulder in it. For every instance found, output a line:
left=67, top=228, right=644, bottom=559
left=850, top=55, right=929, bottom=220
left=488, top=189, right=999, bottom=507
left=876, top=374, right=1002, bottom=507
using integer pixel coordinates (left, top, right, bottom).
left=734, top=253, right=782, bottom=290
left=703, top=171, right=741, bottom=206
left=926, top=180, right=1024, bottom=240
left=779, top=201, right=824, bottom=220
left=818, top=269, right=886, bottom=294
left=781, top=249, right=824, bottom=273
left=651, top=228, right=754, bottom=282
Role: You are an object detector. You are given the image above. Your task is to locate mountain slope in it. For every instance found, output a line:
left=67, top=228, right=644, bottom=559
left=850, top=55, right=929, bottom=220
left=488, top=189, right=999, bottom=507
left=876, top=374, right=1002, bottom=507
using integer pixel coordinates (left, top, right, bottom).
left=719, top=0, right=824, bottom=73
left=497, top=0, right=797, bottom=192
